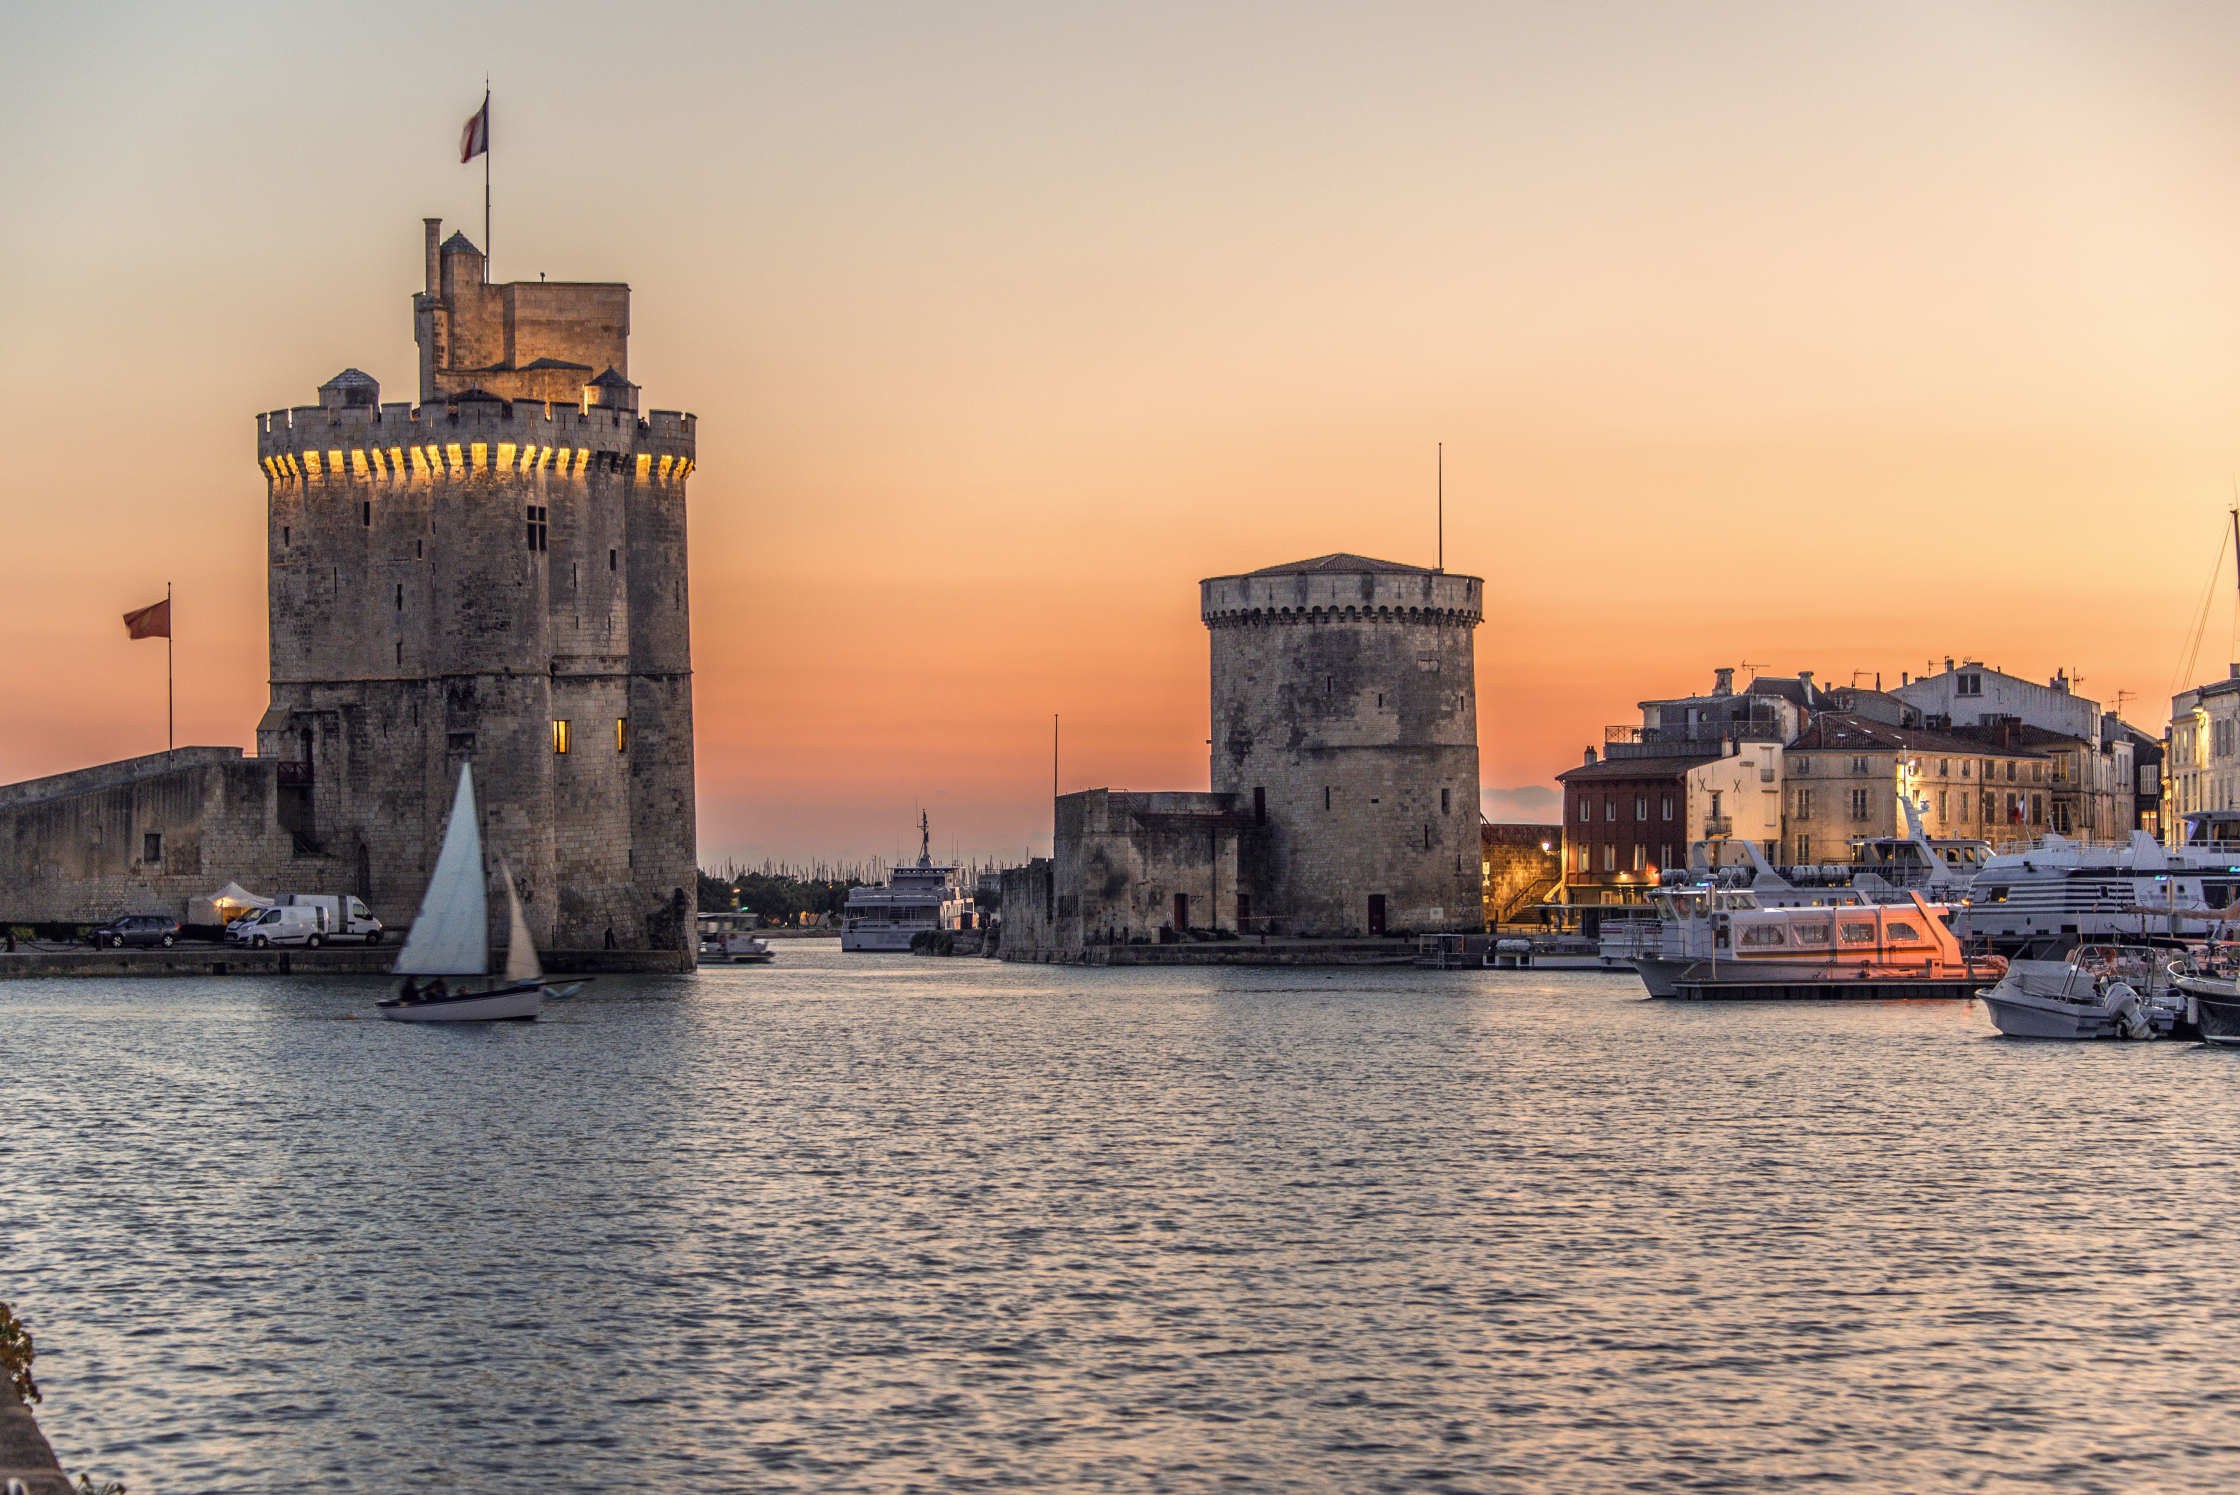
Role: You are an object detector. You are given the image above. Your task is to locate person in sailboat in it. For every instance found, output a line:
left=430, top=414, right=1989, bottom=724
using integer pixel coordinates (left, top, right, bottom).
left=399, top=976, right=422, bottom=1004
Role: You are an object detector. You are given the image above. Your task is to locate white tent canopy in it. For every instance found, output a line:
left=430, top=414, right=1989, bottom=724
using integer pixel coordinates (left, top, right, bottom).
left=189, top=882, right=272, bottom=927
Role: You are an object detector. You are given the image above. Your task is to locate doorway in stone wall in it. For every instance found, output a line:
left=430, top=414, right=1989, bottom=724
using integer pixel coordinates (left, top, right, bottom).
left=1367, top=894, right=1386, bottom=936
left=1174, top=892, right=1189, bottom=931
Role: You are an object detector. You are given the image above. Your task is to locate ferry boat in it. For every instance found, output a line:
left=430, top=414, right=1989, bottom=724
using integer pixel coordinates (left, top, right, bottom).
left=842, top=813, right=974, bottom=953
left=1662, top=891, right=2003, bottom=1000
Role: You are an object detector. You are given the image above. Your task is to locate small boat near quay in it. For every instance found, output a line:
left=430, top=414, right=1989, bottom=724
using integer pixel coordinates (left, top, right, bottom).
left=1977, top=941, right=2192, bottom=1040
left=698, top=913, right=776, bottom=964
left=1662, top=892, right=2002, bottom=1001
left=2169, top=946, right=2240, bottom=1045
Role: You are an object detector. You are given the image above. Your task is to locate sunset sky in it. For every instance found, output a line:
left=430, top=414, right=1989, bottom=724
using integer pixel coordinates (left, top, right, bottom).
left=9, top=2, right=2240, bottom=867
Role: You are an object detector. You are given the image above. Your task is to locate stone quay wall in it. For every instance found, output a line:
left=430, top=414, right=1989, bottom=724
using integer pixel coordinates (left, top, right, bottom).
left=1201, top=568, right=1485, bottom=935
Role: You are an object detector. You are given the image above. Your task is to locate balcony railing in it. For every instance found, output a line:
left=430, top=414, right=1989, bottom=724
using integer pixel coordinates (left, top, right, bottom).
left=1703, top=816, right=1733, bottom=836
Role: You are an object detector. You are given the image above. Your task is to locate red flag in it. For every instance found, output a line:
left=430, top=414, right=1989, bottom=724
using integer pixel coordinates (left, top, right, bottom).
left=460, top=94, right=489, bottom=163
left=123, top=598, right=170, bottom=640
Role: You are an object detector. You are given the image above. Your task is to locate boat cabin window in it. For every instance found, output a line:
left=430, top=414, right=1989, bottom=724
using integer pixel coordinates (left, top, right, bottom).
left=1791, top=921, right=1830, bottom=945
left=1838, top=921, right=1878, bottom=944
left=1885, top=921, right=1922, bottom=943
left=1738, top=925, right=1786, bottom=947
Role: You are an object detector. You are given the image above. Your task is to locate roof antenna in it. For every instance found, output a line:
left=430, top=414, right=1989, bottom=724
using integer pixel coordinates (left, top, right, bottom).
left=1436, top=442, right=1443, bottom=573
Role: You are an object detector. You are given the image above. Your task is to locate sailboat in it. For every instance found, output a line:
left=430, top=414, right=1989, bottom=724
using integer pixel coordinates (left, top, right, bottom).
left=376, top=764, right=546, bottom=1023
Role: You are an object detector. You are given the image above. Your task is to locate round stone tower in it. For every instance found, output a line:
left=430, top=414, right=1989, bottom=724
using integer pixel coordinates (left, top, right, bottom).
left=1200, top=554, right=1484, bottom=936
left=249, top=221, right=698, bottom=957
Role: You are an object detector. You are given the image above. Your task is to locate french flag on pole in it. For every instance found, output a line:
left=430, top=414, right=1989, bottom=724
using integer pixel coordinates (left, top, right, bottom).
left=460, top=93, right=489, bottom=163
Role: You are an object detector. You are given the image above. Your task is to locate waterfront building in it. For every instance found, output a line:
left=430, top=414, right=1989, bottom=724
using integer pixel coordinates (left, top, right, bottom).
left=1894, top=659, right=2146, bottom=837
left=1556, top=742, right=1782, bottom=903
left=1783, top=714, right=2049, bottom=860
left=1481, top=823, right=1562, bottom=928
left=0, top=220, right=697, bottom=962
left=2168, top=667, right=2240, bottom=844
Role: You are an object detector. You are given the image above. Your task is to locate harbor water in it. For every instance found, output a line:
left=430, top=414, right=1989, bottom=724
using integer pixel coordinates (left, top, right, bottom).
left=9, top=946, right=2240, bottom=1492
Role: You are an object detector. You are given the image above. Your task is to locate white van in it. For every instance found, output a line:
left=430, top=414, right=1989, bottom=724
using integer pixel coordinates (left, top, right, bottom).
left=275, top=894, right=384, bottom=945
left=227, top=904, right=328, bottom=948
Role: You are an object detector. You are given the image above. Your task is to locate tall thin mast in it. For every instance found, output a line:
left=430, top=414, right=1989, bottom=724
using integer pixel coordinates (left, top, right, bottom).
left=1436, top=443, right=1443, bottom=572
left=166, top=580, right=173, bottom=752
left=483, top=84, right=491, bottom=283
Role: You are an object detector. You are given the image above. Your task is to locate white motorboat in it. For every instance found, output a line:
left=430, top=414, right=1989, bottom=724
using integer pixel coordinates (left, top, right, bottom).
left=1977, top=942, right=2187, bottom=1040
left=378, top=765, right=549, bottom=1023
left=698, top=913, right=776, bottom=964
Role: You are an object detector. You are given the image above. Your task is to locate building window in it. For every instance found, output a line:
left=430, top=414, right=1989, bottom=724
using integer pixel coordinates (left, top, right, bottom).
left=1960, top=760, right=1971, bottom=778
left=1795, top=833, right=1810, bottom=863
left=2031, top=793, right=2043, bottom=825
left=551, top=719, right=571, bottom=755
left=1441, top=787, right=1451, bottom=815
left=282, top=526, right=290, bottom=547
left=609, top=548, right=618, bottom=572
left=1981, top=759, right=1995, bottom=782
left=616, top=718, right=629, bottom=752
left=1710, top=790, right=1723, bottom=819
left=526, top=505, right=549, bottom=552
left=1792, top=757, right=1810, bottom=776
left=1850, top=788, right=1870, bottom=820
left=2005, top=760, right=2016, bottom=782
left=1958, top=672, right=1982, bottom=695
left=1636, top=795, right=1647, bottom=821
left=1792, top=788, right=1813, bottom=817
left=1851, top=755, right=1870, bottom=774
left=2031, top=761, right=2043, bottom=783
left=1606, top=796, right=1617, bottom=822
left=1578, top=797, right=1590, bottom=823
left=1661, top=795, right=1673, bottom=821
left=1632, top=844, right=1646, bottom=872
left=1327, top=786, right=1333, bottom=811
left=142, top=831, right=161, bottom=863
left=1938, top=791, right=1948, bottom=821
left=1602, top=843, right=1616, bottom=872
left=394, top=583, right=403, bottom=611
left=361, top=500, right=371, bottom=527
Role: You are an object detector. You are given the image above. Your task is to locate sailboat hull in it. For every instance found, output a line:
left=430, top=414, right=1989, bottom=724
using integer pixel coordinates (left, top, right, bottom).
left=377, top=981, right=543, bottom=1022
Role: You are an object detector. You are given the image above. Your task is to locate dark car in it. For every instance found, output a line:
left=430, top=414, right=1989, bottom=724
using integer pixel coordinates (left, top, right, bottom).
left=88, top=915, right=182, bottom=949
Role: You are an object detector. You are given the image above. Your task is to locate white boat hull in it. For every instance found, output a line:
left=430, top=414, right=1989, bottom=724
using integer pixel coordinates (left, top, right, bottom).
left=378, top=982, right=542, bottom=1022
left=843, top=928, right=922, bottom=952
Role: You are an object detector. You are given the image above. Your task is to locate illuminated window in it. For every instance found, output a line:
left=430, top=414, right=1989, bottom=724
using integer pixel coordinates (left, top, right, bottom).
left=551, top=720, right=571, bottom=755
left=616, top=718, right=628, bottom=752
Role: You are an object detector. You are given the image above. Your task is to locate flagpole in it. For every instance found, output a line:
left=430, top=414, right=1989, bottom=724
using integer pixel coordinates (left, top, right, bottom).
left=483, top=85, right=491, bottom=283
left=167, top=580, right=174, bottom=753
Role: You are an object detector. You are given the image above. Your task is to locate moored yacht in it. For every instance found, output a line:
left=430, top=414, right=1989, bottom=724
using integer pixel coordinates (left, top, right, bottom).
left=1662, top=891, right=2003, bottom=1000
left=1958, top=829, right=2240, bottom=952
left=842, top=813, right=974, bottom=953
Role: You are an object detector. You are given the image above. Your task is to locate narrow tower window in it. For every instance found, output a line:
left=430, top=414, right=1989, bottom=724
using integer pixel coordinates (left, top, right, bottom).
left=551, top=720, right=571, bottom=755
left=616, top=718, right=629, bottom=752
left=282, top=527, right=289, bottom=547
left=526, top=505, right=548, bottom=552
left=416, top=539, right=423, bottom=559
left=1441, top=788, right=1451, bottom=815
left=609, top=548, right=617, bottom=572
left=394, top=583, right=402, bottom=611
left=1324, top=787, right=1331, bottom=810
left=361, top=500, right=371, bottom=527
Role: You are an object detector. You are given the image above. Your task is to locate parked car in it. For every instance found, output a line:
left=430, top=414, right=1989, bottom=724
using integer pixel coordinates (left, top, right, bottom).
left=88, top=915, right=182, bottom=949
left=273, top=894, right=384, bottom=944
left=225, top=905, right=328, bottom=949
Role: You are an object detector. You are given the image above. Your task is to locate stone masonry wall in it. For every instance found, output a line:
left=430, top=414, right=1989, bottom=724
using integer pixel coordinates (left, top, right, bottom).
left=1481, top=822, right=1562, bottom=926
left=1202, top=567, right=1485, bottom=935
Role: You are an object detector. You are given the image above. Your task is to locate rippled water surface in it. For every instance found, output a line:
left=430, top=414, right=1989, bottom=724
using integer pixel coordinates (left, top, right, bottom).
left=10, top=946, right=2240, bottom=1492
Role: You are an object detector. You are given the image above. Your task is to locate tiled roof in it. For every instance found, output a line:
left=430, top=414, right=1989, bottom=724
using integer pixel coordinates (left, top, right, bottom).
left=440, top=231, right=482, bottom=255
left=1789, top=713, right=2047, bottom=758
left=1556, top=753, right=1722, bottom=783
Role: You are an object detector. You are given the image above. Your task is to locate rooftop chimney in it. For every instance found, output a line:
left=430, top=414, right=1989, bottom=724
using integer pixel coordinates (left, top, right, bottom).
left=1584, top=747, right=1598, bottom=766
left=1713, top=667, right=1734, bottom=697
left=423, top=218, right=441, bottom=298
left=1945, top=657, right=1955, bottom=673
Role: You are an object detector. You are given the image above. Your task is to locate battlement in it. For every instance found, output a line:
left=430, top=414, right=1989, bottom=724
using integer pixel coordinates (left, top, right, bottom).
left=257, top=398, right=694, bottom=483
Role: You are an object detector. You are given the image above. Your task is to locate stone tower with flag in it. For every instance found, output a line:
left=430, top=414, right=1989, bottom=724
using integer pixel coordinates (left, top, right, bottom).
left=250, top=221, right=698, bottom=955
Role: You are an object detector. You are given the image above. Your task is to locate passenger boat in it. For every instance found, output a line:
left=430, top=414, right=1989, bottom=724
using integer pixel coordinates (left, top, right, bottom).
left=1662, top=891, right=2002, bottom=1000
left=1979, top=940, right=2190, bottom=1040
left=842, top=813, right=974, bottom=953
left=1959, top=829, right=2240, bottom=953
left=377, top=764, right=550, bottom=1023
left=698, top=913, right=776, bottom=964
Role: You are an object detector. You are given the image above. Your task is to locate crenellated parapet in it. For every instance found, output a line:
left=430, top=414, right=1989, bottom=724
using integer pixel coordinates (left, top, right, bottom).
left=256, top=397, right=694, bottom=487
left=1199, top=565, right=1481, bottom=630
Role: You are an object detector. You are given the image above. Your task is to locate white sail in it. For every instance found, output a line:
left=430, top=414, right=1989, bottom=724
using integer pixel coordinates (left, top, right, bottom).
left=392, top=763, right=489, bottom=976
left=500, top=854, right=542, bottom=984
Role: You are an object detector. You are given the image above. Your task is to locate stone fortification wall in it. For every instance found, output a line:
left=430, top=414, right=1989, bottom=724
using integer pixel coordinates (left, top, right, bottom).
left=1045, top=790, right=1250, bottom=948
left=414, top=223, right=631, bottom=404
left=1481, top=822, right=1562, bottom=926
left=998, top=859, right=1056, bottom=954
left=0, top=749, right=327, bottom=923
left=1201, top=563, right=1484, bottom=935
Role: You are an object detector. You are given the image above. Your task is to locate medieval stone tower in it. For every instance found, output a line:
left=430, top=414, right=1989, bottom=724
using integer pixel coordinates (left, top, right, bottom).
left=1201, top=554, right=1483, bottom=936
left=251, top=220, right=696, bottom=955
